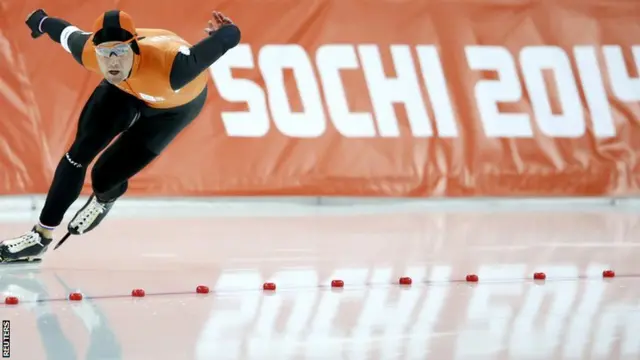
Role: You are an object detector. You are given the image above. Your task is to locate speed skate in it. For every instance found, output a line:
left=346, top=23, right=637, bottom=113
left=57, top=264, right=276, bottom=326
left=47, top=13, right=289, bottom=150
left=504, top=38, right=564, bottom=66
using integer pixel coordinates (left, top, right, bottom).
left=0, top=226, right=52, bottom=265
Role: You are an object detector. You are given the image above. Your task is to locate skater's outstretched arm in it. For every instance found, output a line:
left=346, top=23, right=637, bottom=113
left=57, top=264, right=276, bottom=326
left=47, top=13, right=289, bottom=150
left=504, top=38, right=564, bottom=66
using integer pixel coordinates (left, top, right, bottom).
left=169, top=11, right=241, bottom=91
left=25, top=9, right=90, bottom=66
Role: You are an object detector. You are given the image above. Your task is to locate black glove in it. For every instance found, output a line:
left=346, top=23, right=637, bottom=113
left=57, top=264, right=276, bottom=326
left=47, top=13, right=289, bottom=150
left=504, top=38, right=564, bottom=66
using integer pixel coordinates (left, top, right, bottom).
left=25, top=9, right=48, bottom=39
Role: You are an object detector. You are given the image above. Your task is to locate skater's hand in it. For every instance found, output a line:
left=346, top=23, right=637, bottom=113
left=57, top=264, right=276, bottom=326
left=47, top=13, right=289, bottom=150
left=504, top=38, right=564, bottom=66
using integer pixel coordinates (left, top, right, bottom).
left=204, top=11, right=233, bottom=35
left=25, top=9, right=49, bottom=39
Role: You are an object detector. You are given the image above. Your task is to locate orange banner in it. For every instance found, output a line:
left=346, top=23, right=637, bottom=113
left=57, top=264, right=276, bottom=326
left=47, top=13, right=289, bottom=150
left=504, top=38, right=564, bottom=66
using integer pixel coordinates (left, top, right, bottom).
left=2, top=0, right=640, bottom=197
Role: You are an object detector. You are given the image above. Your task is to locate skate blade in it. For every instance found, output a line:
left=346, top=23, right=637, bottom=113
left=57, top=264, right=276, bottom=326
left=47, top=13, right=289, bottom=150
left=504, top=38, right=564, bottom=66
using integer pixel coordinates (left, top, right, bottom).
left=0, top=257, right=42, bottom=265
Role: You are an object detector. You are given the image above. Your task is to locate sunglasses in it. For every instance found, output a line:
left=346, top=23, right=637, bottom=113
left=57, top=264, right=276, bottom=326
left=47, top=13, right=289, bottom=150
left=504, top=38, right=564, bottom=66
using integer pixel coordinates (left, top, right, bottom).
left=94, top=37, right=135, bottom=57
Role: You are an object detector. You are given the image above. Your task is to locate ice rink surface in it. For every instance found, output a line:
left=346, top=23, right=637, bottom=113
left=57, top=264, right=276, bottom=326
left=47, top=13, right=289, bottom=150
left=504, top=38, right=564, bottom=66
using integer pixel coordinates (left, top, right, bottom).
left=0, top=197, right=639, bottom=360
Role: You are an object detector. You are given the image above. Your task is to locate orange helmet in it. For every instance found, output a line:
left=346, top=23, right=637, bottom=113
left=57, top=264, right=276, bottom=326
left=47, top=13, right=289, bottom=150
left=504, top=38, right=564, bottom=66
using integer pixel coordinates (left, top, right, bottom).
left=92, top=10, right=138, bottom=48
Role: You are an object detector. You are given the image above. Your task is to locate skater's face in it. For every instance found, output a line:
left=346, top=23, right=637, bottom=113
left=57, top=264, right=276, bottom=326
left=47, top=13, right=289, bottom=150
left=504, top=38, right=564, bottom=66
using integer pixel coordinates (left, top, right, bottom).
left=95, top=40, right=135, bottom=84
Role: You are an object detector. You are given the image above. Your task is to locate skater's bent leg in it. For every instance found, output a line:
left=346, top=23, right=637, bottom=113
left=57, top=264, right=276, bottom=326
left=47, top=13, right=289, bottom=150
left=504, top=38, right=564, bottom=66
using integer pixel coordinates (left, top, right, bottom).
left=62, top=88, right=206, bottom=236
left=37, top=80, right=141, bottom=234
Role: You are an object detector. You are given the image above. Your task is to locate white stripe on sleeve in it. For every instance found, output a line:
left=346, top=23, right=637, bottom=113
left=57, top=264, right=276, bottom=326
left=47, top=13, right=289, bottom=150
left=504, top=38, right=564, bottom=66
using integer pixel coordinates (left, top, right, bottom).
left=60, top=26, right=81, bottom=53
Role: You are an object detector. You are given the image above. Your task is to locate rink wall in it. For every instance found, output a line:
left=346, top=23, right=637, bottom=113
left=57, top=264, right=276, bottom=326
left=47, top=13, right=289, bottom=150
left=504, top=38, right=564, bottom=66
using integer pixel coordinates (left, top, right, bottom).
left=2, top=195, right=640, bottom=223
left=1, top=1, right=640, bottom=198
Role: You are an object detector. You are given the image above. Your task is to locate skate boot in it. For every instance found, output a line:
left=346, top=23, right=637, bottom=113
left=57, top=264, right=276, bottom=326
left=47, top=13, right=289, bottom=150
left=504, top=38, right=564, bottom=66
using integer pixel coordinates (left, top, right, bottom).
left=0, top=226, right=53, bottom=263
left=68, top=194, right=116, bottom=235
